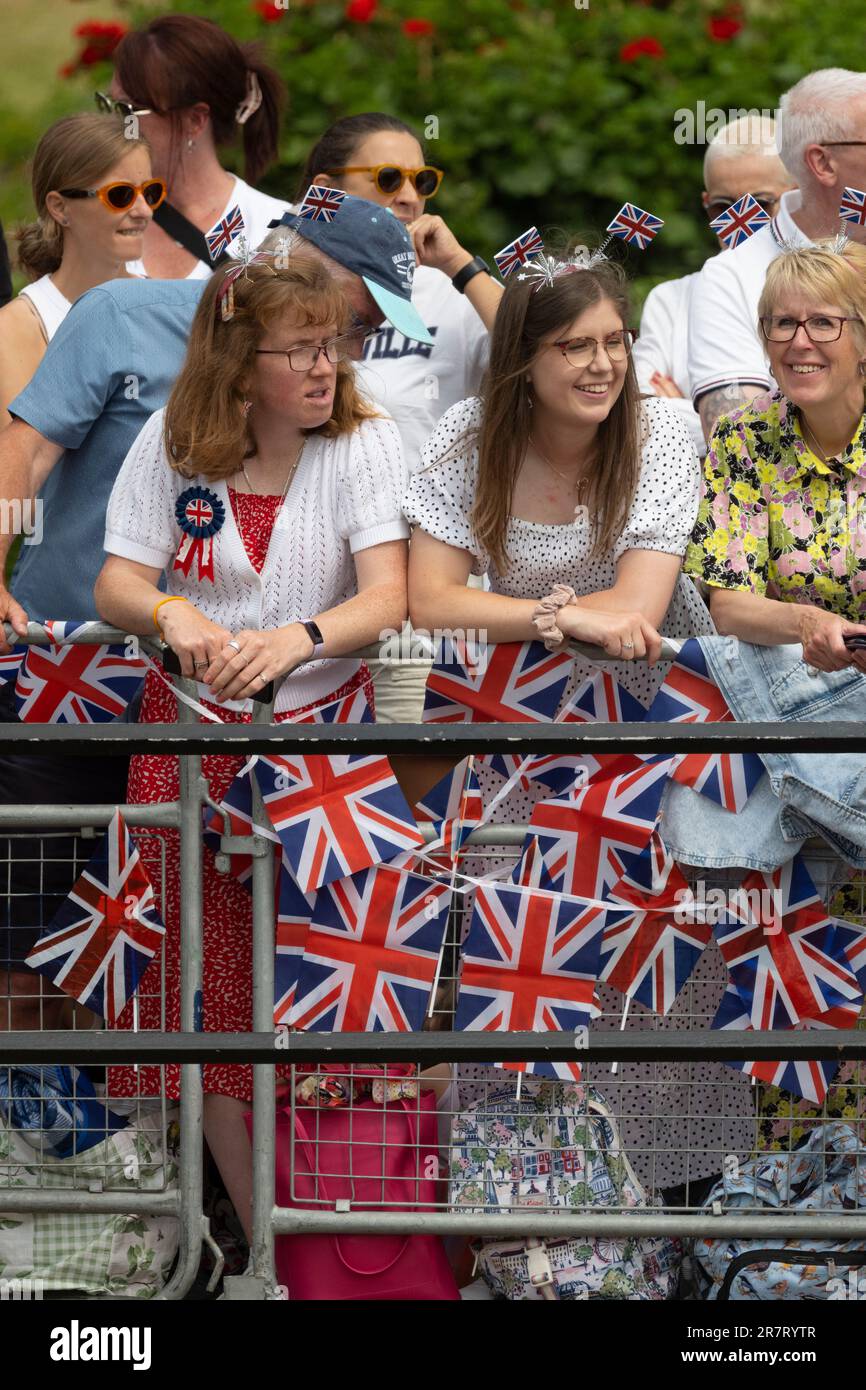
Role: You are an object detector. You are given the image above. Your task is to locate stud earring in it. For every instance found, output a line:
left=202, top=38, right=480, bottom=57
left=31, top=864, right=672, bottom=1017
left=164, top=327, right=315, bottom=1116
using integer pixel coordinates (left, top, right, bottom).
left=243, top=400, right=252, bottom=416
left=187, top=138, right=196, bottom=152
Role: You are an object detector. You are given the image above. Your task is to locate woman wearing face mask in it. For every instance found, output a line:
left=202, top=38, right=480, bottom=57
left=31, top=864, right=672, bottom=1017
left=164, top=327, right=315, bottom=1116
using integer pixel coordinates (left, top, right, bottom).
left=405, top=244, right=755, bottom=1196
left=106, top=13, right=288, bottom=280
left=0, top=114, right=158, bottom=421
left=686, top=240, right=866, bottom=666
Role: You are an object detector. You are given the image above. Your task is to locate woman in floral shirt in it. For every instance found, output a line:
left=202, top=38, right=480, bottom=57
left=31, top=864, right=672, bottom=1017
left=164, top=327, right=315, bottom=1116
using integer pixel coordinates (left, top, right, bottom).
left=687, top=239, right=866, bottom=1150
left=685, top=239, right=866, bottom=671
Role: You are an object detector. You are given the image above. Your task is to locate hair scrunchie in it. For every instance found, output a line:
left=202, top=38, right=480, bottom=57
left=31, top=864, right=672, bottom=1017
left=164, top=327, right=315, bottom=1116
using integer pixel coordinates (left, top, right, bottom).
left=531, top=583, right=578, bottom=650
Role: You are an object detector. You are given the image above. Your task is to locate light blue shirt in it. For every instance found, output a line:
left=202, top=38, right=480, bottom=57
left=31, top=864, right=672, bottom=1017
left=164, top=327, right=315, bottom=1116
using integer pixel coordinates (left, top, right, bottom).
left=9, top=277, right=205, bottom=621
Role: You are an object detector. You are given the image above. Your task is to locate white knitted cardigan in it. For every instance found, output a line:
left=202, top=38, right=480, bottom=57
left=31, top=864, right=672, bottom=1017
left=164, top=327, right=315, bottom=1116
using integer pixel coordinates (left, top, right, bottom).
left=104, top=407, right=409, bottom=713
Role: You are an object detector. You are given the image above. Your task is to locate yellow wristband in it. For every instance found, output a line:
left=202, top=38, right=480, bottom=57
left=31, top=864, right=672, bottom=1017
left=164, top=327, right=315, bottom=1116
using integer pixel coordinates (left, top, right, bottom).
left=153, top=596, right=189, bottom=635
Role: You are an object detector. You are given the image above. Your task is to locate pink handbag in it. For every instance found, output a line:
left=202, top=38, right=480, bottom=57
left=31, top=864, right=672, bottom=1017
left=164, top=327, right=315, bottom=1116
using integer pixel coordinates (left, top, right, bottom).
left=258, top=1071, right=459, bottom=1301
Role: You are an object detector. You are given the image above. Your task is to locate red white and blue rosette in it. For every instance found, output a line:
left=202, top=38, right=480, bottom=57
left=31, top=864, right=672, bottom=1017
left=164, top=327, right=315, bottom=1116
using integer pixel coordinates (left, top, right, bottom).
left=173, top=486, right=225, bottom=583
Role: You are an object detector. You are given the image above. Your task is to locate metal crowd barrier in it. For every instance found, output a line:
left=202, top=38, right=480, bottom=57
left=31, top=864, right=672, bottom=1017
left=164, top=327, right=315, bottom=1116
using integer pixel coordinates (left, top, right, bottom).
left=0, top=623, right=865, bottom=1300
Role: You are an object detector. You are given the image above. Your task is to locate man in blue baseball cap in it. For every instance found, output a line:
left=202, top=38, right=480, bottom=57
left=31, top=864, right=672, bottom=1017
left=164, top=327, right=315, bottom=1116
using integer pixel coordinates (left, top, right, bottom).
left=269, top=191, right=434, bottom=346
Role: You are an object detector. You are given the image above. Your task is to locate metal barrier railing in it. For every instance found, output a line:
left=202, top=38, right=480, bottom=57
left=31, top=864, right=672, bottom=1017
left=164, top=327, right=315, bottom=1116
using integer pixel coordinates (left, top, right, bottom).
left=0, top=624, right=865, bottom=1298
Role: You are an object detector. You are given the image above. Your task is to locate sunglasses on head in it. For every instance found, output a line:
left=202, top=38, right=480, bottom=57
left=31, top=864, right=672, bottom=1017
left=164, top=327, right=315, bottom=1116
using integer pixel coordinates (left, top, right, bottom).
left=58, top=179, right=167, bottom=213
left=94, top=90, right=154, bottom=119
left=326, top=164, right=444, bottom=198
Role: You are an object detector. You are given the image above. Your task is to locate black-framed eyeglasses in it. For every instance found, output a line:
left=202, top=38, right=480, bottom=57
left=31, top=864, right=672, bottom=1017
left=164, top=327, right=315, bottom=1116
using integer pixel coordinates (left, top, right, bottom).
left=759, top=314, right=860, bottom=343
left=705, top=194, right=780, bottom=220
left=94, top=90, right=154, bottom=119
left=548, top=329, right=635, bottom=369
left=255, top=331, right=362, bottom=371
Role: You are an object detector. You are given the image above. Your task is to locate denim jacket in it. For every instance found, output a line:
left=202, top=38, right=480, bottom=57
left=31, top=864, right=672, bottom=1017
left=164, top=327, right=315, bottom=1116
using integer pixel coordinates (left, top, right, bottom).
left=660, top=637, right=866, bottom=872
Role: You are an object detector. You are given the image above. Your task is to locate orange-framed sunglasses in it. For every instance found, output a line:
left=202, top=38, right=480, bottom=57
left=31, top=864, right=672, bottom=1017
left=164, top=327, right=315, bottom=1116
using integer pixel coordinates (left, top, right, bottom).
left=326, top=164, right=444, bottom=198
left=58, top=178, right=167, bottom=213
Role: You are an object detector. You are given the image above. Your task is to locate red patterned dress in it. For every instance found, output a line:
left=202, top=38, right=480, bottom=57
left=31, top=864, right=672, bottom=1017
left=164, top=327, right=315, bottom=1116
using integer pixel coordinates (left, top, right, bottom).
left=109, top=489, right=374, bottom=1103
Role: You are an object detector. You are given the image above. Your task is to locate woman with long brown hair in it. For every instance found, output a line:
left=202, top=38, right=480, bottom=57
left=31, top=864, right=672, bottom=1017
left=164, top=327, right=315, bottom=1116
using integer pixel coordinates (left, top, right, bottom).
left=107, top=13, right=289, bottom=279
left=94, top=253, right=409, bottom=1237
left=405, top=244, right=754, bottom=1195
left=0, top=113, right=158, bottom=420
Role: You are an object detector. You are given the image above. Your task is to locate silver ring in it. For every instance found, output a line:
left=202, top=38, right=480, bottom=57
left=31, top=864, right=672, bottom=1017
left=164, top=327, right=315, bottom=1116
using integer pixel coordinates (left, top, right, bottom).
left=258, top=673, right=266, bottom=685
left=226, top=639, right=242, bottom=653
left=194, top=660, right=208, bottom=669
left=622, top=641, right=635, bottom=650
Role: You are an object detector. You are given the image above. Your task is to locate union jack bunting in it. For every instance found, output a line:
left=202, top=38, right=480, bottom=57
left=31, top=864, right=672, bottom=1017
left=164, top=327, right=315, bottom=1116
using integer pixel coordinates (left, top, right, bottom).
left=605, top=202, right=664, bottom=250
left=25, top=810, right=165, bottom=1026
left=414, top=757, right=483, bottom=871
left=455, top=881, right=618, bottom=1041
left=289, top=862, right=451, bottom=1031
left=202, top=759, right=278, bottom=886
left=600, top=833, right=710, bottom=1014
left=526, top=758, right=672, bottom=900
left=274, top=856, right=313, bottom=1028
left=297, top=184, right=347, bottom=222
left=832, top=918, right=866, bottom=991
left=712, top=984, right=842, bottom=1106
left=563, top=668, right=647, bottom=725
left=0, top=644, right=26, bottom=687
left=708, top=193, right=771, bottom=249
left=493, top=226, right=544, bottom=278
left=839, top=186, right=866, bottom=227
left=423, top=638, right=571, bottom=724
left=645, top=639, right=764, bottom=812
left=715, top=855, right=863, bottom=1030
left=14, top=620, right=146, bottom=723
left=206, top=204, right=245, bottom=258
left=254, top=752, right=424, bottom=894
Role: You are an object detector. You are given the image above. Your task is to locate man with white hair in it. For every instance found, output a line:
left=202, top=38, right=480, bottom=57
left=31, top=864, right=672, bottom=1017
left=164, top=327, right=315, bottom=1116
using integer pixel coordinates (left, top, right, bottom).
left=634, top=114, right=793, bottom=454
left=688, top=68, right=866, bottom=439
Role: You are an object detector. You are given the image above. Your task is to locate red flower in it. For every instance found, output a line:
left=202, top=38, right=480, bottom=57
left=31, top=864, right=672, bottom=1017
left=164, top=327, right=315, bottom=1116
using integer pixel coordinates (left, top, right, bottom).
left=402, top=18, right=435, bottom=38
left=708, top=14, right=743, bottom=40
left=345, top=0, right=377, bottom=20
left=619, top=36, right=665, bottom=62
left=60, top=18, right=127, bottom=77
left=252, top=0, right=287, bottom=20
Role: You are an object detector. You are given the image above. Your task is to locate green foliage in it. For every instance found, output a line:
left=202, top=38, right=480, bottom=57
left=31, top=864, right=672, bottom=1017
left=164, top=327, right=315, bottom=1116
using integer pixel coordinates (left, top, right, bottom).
left=6, top=0, right=866, bottom=307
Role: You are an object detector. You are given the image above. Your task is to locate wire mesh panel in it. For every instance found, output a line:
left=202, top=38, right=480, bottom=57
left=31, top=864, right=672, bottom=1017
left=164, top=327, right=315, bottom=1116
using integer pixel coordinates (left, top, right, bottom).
left=0, top=830, right=175, bottom=1196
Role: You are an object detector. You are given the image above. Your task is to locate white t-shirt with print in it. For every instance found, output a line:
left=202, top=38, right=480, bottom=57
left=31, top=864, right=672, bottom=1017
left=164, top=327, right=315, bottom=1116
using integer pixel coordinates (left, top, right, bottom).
left=687, top=189, right=812, bottom=405
left=126, top=175, right=291, bottom=279
left=633, top=272, right=706, bottom=457
left=354, top=265, right=489, bottom=474
left=104, top=409, right=409, bottom=713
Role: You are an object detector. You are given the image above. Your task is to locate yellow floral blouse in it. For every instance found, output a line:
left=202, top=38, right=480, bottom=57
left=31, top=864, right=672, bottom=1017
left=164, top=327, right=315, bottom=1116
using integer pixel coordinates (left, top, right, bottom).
left=684, top=390, right=866, bottom=620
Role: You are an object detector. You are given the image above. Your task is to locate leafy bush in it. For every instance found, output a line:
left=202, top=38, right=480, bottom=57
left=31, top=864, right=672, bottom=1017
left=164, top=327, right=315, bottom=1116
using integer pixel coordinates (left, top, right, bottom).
left=6, top=0, right=866, bottom=306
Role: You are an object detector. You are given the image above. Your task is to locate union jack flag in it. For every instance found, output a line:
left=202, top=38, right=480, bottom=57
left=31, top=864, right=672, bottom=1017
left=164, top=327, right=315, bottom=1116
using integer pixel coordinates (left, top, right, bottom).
left=645, top=639, right=764, bottom=812
left=600, top=833, right=711, bottom=1013
left=202, top=759, right=278, bottom=886
left=297, top=184, right=347, bottom=222
left=274, top=855, right=313, bottom=1028
left=526, top=758, right=672, bottom=900
left=0, top=644, right=26, bottom=686
left=493, top=226, right=544, bottom=278
left=254, top=752, right=424, bottom=894
left=563, top=669, right=647, bottom=725
left=14, top=621, right=146, bottom=723
left=708, top=193, right=771, bottom=249
left=289, top=862, right=451, bottom=1031
left=423, top=639, right=571, bottom=724
left=414, top=757, right=483, bottom=872
left=712, top=984, right=843, bottom=1106
left=839, top=186, right=866, bottom=227
left=25, top=810, right=165, bottom=1026
left=715, top=855, right=863, bottom=1030
left=206, top=205, right=245, bottom=258
left=455, top=881, right=618, bottom=1042
left=606, top=202, right=664, bottom=251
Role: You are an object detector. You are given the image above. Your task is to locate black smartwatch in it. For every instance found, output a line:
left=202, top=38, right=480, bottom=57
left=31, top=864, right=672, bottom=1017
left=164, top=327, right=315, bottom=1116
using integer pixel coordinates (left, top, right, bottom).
left=451, top=255, right=490, bottom=294
left=300, top=619, right=325, bottom=657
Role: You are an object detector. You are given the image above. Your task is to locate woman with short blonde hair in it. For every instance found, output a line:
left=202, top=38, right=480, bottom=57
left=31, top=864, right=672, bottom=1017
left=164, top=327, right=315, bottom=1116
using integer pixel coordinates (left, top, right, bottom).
left=686, top=238, right=866, bottom=668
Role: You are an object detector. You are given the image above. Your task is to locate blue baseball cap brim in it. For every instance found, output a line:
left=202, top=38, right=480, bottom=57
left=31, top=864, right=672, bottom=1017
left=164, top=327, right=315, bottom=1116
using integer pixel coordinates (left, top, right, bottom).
left=362, top=276, right=434, bottom=345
